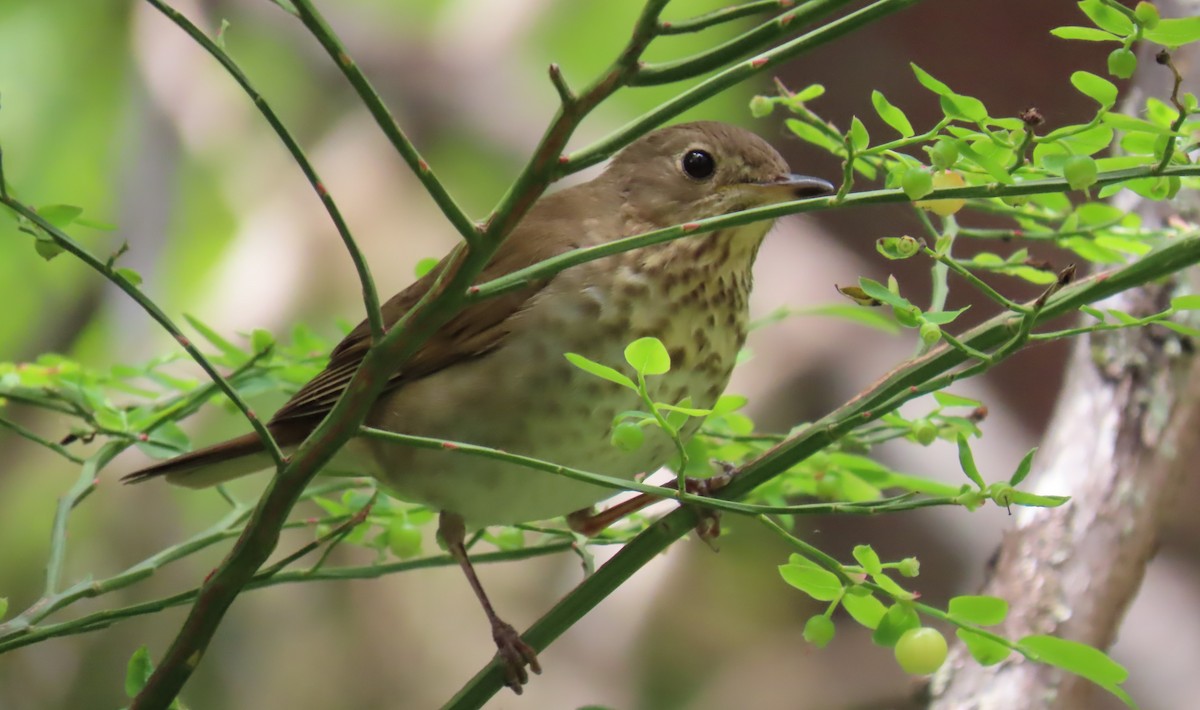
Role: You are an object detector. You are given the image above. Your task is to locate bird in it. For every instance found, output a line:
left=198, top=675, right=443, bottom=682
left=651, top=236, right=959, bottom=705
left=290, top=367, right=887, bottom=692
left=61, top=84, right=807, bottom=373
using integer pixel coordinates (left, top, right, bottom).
left=122, top=120, right=835, bottom=692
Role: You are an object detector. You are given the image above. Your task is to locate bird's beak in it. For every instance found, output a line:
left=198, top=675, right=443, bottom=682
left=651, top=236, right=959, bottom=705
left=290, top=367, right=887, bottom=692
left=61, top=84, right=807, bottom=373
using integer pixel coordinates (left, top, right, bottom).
left=751, top=174, right=837, bottom=202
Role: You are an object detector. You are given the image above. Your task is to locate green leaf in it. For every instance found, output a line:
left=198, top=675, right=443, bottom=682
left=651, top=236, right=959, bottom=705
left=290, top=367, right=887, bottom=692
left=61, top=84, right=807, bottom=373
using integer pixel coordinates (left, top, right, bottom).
left=871, top=90, right=914, bottom=137
left=872, top=572, right=915, bottom=600
left=1010, top=490, right=1070, bottom=507
left=1010, top=447, right=1038, bottom=486
left=1172, top=295, right=1200, bottom=311
left=414, top=257, right=439, bottom=278
left=125, top=646, right=154, bottom=698
left=957, top=628, right=1013, bottom=665
left=849, top=117, right=870, bottom=152
left=872, top=603, right=920, bottom=647
left=940, top=93, right=989, bottom=123
left=858, top=278, right=909, bottom=309
left=1144, top=17, right=1200, bottom=47
left=948, top=595, right=1009, bottom=626
left=794, top=83, right=826, bottom=102
left=921, top=307, right=969, bottom=325
left=785, top=118, right=844, bottom=154
left=1050, top=26, right=1121, bottom=41
left=796, top=304, right=900, bottom=334
left=37, top=204, right=84, bottom=229
left=933, top=391, right=982, bottom=408
left=114, top=267, right=143, bottom=287
left=183, top=314, right=245, bottom=362
left=842, top=589, right=887, bottom=629
left=1160, top=320, right=1200, bottom=338
left=1078, top=0, right=1134, bottom=36
left=1019, top=634, right=1129, bottom=685
left=250, top=328, right=275, bottom=355
left=911, top=63, right=953, bottom=96
left=957, top=435, right=985, bottom=489
left=564, top=353, right=636, bottom=390
left=624, top=337, right=671, bottom=376
left=1071, top=71, right=1119, bottom=107
left=853, top=545, right=883, bottom=575
left=779, top=560, right=843, bottom=601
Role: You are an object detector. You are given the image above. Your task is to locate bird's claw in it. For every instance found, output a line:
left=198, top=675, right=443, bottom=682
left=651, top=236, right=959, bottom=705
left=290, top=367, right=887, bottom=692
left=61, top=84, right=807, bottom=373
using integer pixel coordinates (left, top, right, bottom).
left=493, top=620, right=541, bottom=694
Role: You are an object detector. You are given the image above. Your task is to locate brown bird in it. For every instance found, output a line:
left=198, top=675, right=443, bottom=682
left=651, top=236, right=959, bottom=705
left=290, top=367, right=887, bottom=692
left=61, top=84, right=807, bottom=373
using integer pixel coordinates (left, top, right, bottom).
left=123, top=121, right=834, bottom=691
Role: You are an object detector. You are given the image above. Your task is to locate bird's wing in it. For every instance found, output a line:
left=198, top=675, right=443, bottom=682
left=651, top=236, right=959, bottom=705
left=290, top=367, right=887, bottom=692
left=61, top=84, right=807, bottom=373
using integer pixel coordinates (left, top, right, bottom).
left=268, top=236, right=559, bottom=426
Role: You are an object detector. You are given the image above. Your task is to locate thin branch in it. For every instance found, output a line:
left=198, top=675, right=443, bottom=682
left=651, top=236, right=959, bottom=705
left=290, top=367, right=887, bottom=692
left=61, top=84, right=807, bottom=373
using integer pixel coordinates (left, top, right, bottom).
left=42, top=442, right=124, bottom=596
left=659, top=0, right=799, bottom=35
left=287, top=0, right=480, bottom=247
left=144, top=0, right=385, bottom=342
left=569, top=0, right=923, bottom=170
left=0, top=195, right=284, bottom=468
left=446, top=232, right=1200, bottom=704
left=635, top=0, right=853, bottom=85
left=0, top=416, right=85, bottom=463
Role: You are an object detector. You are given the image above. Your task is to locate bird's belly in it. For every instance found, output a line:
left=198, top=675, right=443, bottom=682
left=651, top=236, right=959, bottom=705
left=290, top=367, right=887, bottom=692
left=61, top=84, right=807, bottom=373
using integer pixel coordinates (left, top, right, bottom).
left=362, top=268, right=748, bottom=528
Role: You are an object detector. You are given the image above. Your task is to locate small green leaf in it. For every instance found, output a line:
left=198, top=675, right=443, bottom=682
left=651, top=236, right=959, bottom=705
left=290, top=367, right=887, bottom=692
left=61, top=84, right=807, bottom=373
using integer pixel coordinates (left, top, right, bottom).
left=793, top=83, right=826, bottom=102
left=911, top=63, right=953, bottom=96
left=125, top=646, right=154, bottom=698
left=37, top=204, right=84, bottom=229
left=1171, top=295, right=1200, bottom=311
left=779, top=559, right=843, bottom=601
left=901, top=168, right=934, bottom=200
left=957, top=628, right=1013, bottom=665
left=1010, top=447, right=1038, bottom=486
left=871, top=90, right=914, bottom=137
left=933, top=391, right=983, bottom=408
left=1050, top=26, right=1121, bottom=41
left=250, top=328, right=275, bottom=355
left=849, top=117, right=870, bottom=152
left=1010, top=491, right=1070, bottom=508
left=1071, top=71, right=1119, bottom=107
left=115, top=267, right=143, bottom=287
left=414, top=257, right=439, bottom=278
left=853, top=545, right=883, bottom=575
left=624, top=337, right=671, bottom=376
left=872, top=603, right=920, bottom=647
left=1144, top=17, right=1200, bottom=47
left=842, top=589, right=888, bottom=629
left=1019, top=634, right=1129, bottom=685
left=872, top=572, right=915, bottom=600
left=1078, top=0, right=1134, bottom=36
left=564, top=353, right=636, bottom=390
left=858, top=278, right=910, bottom=309
left=798, top=304, right=900, bottom=334
left=183, top=314, right=245, bottom=362
left=948, top=595, right=1009, bottom=626
left=921, top=307, right=969, bottom=325
left=957, top=435, right=986, bottom=489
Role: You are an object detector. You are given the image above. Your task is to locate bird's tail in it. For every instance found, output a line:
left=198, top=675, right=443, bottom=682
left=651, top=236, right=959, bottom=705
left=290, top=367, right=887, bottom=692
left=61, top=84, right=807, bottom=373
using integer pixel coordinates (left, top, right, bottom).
left=121, top=431, right=283, bottom=488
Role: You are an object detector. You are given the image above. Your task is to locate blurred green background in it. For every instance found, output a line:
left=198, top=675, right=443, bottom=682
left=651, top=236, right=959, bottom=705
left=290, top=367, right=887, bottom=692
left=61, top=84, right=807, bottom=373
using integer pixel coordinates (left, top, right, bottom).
left=3, top=1, right=1196, bottom=709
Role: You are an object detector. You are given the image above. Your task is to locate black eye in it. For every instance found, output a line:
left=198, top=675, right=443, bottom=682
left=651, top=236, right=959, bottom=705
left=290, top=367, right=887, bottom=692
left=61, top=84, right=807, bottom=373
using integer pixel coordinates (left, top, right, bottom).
left=681, top=149, right=716, bottom=180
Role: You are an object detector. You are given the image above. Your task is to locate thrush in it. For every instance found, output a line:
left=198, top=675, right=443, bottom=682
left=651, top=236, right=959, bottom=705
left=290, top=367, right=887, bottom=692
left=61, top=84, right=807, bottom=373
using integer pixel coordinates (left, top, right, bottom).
left=123, top=120, right=835, bottom=691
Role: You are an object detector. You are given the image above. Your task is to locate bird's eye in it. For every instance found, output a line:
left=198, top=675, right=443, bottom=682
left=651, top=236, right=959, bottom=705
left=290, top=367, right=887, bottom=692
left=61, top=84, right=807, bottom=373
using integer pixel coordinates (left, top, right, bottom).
left=681, top=149, right=716, bottom=180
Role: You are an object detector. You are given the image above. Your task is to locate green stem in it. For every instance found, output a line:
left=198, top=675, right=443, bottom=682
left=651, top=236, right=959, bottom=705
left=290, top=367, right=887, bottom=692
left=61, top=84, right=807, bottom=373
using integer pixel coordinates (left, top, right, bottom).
left=635, top=0, right=854, bottom=85
left=145, top=0, right=385, bottom=342
left=570, top=0, right=923, bottom=171
left=288, top=0, right=479, bottom=249
left=447, top=232, right=1200, bottom=703
left=658, top=0, right=797, bottom=35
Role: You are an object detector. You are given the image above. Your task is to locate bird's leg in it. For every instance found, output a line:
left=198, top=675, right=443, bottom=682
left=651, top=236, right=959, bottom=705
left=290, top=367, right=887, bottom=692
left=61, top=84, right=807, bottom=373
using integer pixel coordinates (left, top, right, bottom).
left=567, top=465, right=737, bottom=544
left=437, top=511, right=541, bottom=693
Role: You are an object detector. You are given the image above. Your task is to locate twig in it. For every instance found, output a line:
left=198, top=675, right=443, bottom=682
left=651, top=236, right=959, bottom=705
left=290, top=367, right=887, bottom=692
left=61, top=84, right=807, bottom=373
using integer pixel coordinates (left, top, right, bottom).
left=445, top=232, right=1200, bottom=705
left=658, top=0, right=797, bottom=35
left=287, top=0, right=480, bottom=248
left=144, top=0, right=385, bottom=342
left=0, top=194, right=285, bottom=468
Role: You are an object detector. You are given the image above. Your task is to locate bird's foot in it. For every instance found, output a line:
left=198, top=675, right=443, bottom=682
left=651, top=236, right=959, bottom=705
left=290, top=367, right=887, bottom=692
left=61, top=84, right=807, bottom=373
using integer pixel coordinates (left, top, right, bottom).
left=682, top=463, right=736, bottom=551
left=492, top=618, right=541, bottom=694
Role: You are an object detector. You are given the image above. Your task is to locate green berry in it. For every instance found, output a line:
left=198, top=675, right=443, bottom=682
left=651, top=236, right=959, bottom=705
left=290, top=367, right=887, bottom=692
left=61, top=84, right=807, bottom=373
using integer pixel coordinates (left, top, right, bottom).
left=610, top=421, right=645, bottom=451
left=493, top=527, right=525, bottom=550
left=919, top=321, right=942, bottom=345
left=894, top=627, right=948, bottom=675
left=927, top=140, right=959, bottom=171
left=1135, top=2, right=1159, bottom=29
left=749, top=96, right=774, bottom=118
left=804, top=615, right=836, bottom=648
left=1108, top=48, right=1137, bottom=79
left=1063, top=155, right=1098, bottom=190
left=913, top=420, right=938, bottom=446
left=897, top=557, right=921, bottom=578
left=902, top=168, right=934, bottom=201
left=387, top=519, right=423, bottom=559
